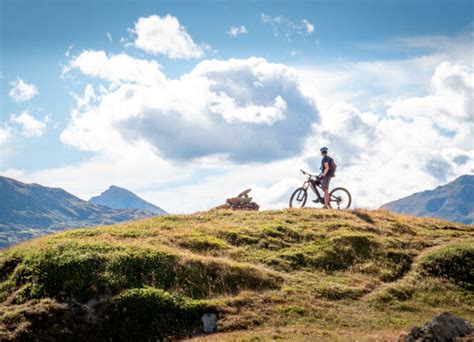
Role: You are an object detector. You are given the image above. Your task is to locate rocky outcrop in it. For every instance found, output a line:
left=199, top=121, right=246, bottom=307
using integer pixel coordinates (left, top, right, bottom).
left=400, top=312, right=473, bottom=341
left=216, top=189, right=260, bottom=211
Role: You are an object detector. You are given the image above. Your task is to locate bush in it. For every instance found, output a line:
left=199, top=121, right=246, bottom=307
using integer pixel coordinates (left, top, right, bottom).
left=100, top=288, right=209, bottom=341
left=420, top=245, right=474, bottom=289
left=378, top=250, right=413, bottom=281
left=180, top=235, right=228, bottom=252
left=7, top=241, right=280, bottom=303
left=220, top=230, right=259, bottom=246
left=315, top=234, right=375, bottom=271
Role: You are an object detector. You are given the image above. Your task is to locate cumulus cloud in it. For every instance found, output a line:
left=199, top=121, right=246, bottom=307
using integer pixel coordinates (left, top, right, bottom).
left=10, top=111, right=49, bottom=137
left=261, top=13, right=314, bottom=41
left=61, top=56, right=319, bottom=162
left=7, top=29, right=472, bottom=213
left=131, top=14, right=204, bottom=59
left=302, top=61, right=474, bottom=207
left=8, top=78, right=38, bottom=102
left=228, top=25, right=248, bottom=37
left=387, top=62, right=473, bottom=130
left=64, top=50, right=166, bottom=86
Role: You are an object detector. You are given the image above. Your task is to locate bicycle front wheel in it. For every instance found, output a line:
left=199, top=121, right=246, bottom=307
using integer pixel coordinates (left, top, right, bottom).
left=289, top=187, right=308, bottom=208
left=329, top=187, right=352, bottom=209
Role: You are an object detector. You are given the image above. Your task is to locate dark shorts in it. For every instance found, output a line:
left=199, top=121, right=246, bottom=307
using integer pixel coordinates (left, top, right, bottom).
left=321, top=176, right=331, bottom=190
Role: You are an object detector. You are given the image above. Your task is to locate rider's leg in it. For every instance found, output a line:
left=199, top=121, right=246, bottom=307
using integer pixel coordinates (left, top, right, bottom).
left=322, top=176, right=331, bottom=208
left=324, top=189, right=329, bottom=208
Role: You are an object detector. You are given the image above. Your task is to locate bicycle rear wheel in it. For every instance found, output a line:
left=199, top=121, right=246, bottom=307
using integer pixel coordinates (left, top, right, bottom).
left=289, top=187, right=307, bottom=208
left=329, top=187, right=352, bottom=209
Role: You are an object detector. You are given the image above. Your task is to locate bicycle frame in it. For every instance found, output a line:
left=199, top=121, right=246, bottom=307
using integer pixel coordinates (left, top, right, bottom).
left=302, top=176, right=324, bottom=203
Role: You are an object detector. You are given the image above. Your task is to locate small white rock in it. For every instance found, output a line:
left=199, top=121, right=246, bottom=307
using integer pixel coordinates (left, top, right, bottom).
left=201, top=313, right=217, bottom=333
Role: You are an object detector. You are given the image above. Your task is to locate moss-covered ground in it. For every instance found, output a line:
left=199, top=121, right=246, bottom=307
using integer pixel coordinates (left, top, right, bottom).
left=0, top=208, right=473, bottom=341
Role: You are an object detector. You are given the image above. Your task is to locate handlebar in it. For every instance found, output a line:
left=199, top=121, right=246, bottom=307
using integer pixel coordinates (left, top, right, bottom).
left=300, top=169, right=321, bottom=179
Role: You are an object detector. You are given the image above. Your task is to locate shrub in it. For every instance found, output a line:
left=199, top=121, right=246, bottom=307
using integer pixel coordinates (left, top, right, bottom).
left=420, top=245, right=474, bottom=289
left=7, top=241, right=280, bottom=303
left=315, top=234, right=375, bottom=271
left=378, top=250, right=413, bottom=281
left=180, top=235, right=228, bottom=252
left=220, top=230, right=259, bottom=246
left=315, top=284, right=367, bottom=300
left=100, top=288, right=209, bottom=341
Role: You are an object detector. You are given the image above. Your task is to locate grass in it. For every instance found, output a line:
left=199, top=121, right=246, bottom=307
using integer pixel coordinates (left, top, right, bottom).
left=0, top=208, right=473, bottom=341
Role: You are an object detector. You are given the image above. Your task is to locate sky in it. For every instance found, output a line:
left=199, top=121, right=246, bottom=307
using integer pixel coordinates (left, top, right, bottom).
left=1, top=0, right=473, bottom=213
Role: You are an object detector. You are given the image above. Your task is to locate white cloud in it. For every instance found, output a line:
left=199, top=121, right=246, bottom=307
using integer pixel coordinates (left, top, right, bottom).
left=304, top=61, right=474, bottom=207
left=261, top=13, right=314, bottom=42
left=302, top=19, right=314, bottom=34
left=131, top=14, right=204, bottom=59
left=65, top=44, right=74, bottom=57
left=387, top=62, right=473, bottom=129
left=10, top=111, right=49, bottom=137
left=61, top=56, right=319, bottom=163
left=64, top=50, right=166, bottom=86
left=8, top=78, right=38, bottom=102
left=5, top=31, right=473, bottom=214
left=106, top=32, right=112, bottom=42
left=228, top=25, right=248, bottom=37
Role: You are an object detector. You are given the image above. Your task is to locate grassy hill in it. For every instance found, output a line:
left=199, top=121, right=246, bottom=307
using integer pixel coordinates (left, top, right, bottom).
left=0, top=208, right=473, bottom=341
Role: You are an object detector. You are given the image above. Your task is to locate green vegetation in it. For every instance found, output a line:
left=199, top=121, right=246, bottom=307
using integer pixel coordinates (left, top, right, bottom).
left=0, top=208, right=473, bottom=341
left=419, top=245, right=474, bottom=289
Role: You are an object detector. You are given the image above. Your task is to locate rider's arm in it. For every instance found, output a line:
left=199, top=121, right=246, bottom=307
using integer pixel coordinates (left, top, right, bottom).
left=323, top=162, right=330, bottom=176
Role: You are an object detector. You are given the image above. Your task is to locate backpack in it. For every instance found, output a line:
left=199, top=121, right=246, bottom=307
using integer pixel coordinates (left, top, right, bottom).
left=328, top=157, right=337, bottom=177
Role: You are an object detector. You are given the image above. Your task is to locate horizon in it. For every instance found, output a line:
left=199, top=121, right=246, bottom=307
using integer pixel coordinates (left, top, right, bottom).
left=1, top=0, right=473, bottom=213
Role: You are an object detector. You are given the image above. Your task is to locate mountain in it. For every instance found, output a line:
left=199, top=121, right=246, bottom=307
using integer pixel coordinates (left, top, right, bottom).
left=89, top=185, right=166, bottom=215
left=0, top=176, right=159, bottom=248
left=381, top=175, right=474, bottom=224
left=0, top=209, right=472, bottom=341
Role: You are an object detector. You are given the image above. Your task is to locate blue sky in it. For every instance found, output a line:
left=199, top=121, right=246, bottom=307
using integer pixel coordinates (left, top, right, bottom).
left=1, top=0, right=473, bottom=212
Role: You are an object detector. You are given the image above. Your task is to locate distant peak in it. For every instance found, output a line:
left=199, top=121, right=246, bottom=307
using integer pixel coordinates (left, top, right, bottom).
left=108, top=185, right=126, bottom=191
left=453, top=174, right=474, bottom=185
left=89, top=185, right=167, bottom=214
left=105, top=185, right=134, bottom=194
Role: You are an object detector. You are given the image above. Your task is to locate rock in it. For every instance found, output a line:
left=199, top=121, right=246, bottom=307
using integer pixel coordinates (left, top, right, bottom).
left=215, top=189, right=260, bottom=211
left=400, top=312, right=473, bottom=341
left=201, top=313, right=217, bottom=333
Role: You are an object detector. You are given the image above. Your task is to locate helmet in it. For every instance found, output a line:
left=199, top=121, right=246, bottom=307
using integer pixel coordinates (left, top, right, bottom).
left=320, top=147, right=328, bottom=153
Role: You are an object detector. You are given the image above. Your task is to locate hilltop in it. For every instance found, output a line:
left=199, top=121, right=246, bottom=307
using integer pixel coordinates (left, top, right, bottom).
left=382, top=175, right=474, bottom=224
left=0, top=176, right=162, bottom=248
left=89, top=185, right=167, bottom=215
left=0, top=209, right=473, bottom=341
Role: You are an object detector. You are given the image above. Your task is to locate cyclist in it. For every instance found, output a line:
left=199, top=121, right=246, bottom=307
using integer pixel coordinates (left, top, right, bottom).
left=318, top=147, right=336, bottom=209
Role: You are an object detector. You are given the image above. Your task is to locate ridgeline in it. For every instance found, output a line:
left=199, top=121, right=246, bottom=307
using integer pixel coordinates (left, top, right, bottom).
left=0, top=209, right=473, bottom=341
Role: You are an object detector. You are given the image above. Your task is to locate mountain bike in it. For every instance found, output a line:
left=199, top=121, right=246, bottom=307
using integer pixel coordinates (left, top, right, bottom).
left=289, top=170, right=352, bottom=209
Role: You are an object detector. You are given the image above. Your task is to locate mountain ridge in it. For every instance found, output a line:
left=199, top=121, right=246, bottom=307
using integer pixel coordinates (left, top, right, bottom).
left=381, top=175, right=474, bottom=224
left=0, top=176, right=161, bottom=248
left=89, top=185, right=166, bottom=215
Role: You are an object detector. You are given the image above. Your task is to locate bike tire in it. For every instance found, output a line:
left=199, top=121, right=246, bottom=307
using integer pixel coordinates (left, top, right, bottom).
left=289, top=187, right=308, bottom=208
left=329, top=187, right=352, bottom=209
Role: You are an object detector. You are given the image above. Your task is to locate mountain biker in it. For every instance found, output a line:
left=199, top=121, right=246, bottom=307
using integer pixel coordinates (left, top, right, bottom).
left=318, top=147, right=336, bottom=209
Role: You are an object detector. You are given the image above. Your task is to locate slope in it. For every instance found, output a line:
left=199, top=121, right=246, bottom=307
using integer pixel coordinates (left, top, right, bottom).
left=0, top=209, right=472, bottom=341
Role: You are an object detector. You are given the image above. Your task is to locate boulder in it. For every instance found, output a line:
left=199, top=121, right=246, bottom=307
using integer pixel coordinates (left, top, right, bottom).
left=400, top=312, right=473, bottom=341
